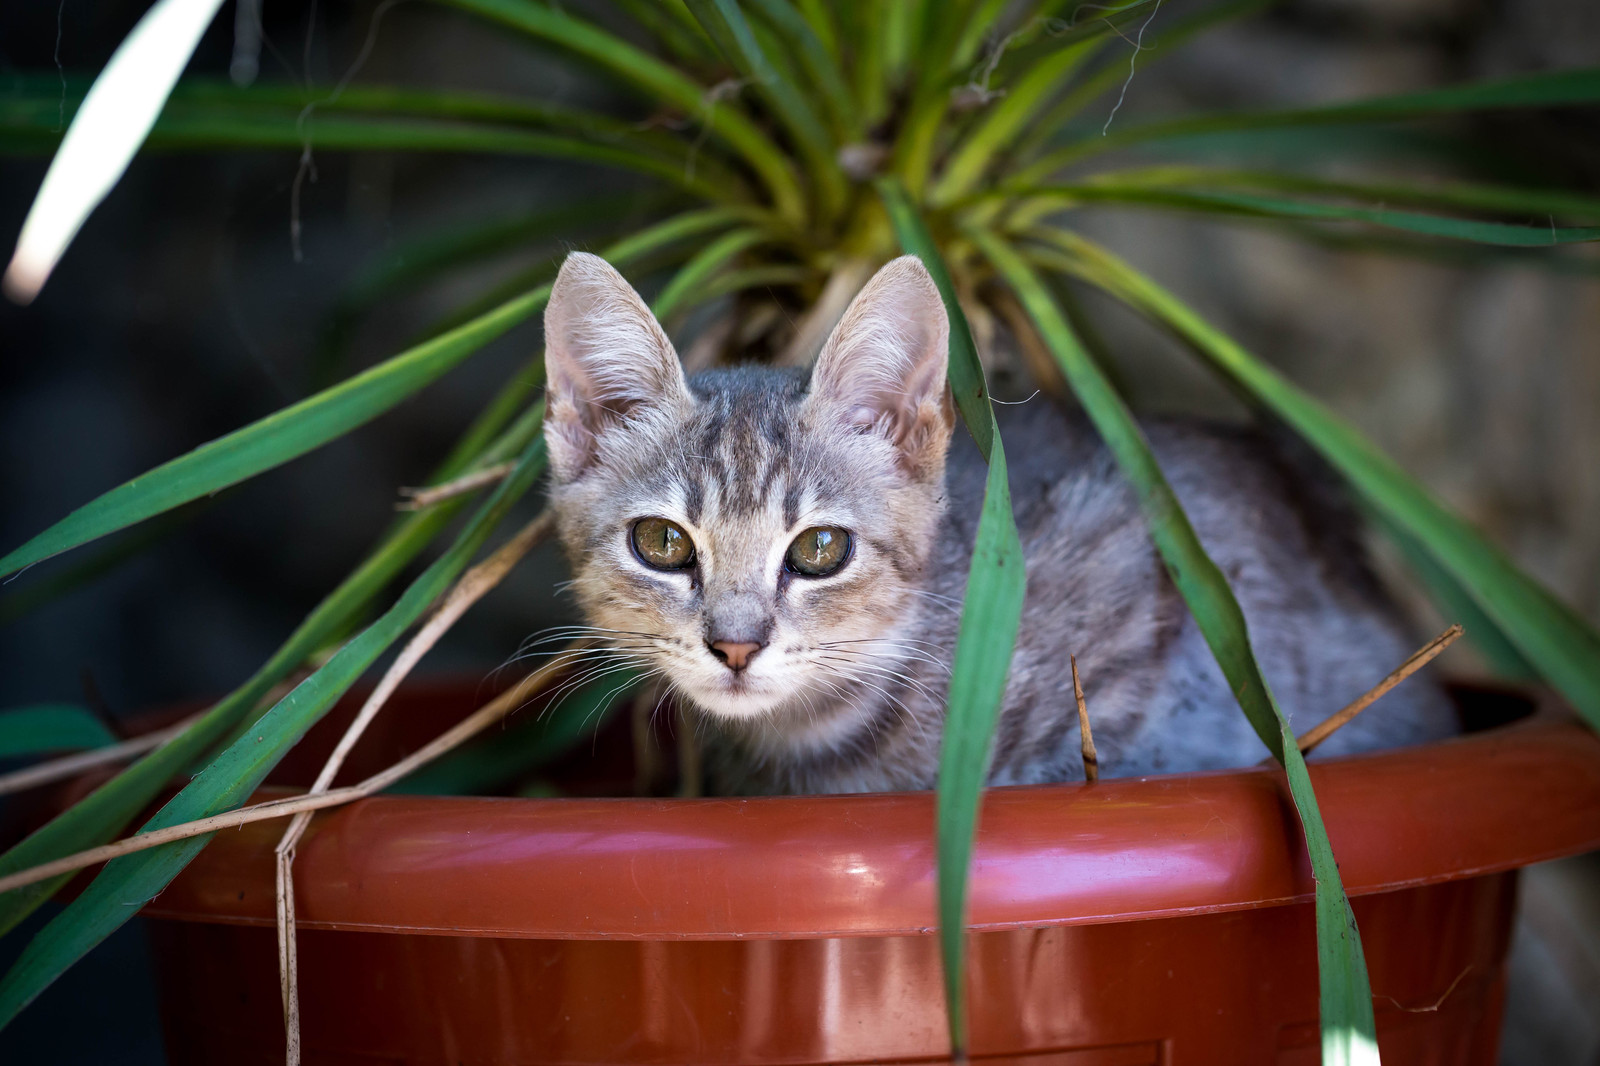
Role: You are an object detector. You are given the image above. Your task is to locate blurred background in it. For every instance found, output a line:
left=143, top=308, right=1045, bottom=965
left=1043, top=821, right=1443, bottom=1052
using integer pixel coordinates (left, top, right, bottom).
left=1, top=0, right=1596, bottom=1062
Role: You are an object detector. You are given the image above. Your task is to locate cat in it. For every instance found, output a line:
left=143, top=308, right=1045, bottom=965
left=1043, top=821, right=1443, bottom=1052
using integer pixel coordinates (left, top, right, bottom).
left=540, top=251, right=1459, bottom=795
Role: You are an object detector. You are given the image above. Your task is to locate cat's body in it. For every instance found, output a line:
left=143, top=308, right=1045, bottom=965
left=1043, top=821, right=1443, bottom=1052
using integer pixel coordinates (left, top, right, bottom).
left=704, top=396, right=1457, bottom=794
left=540, top=252, right=1457, bottom=797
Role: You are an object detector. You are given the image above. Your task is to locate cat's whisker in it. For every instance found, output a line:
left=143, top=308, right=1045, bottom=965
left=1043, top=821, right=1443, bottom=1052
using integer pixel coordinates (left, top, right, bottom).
left=532, top=656, right=648, bottom=718
left=813, top=654, right=946, bottom=706
left=812, top=640, right=946, bottom=668
left=819, top=635, right=947, bottom=651
left=816, top=644, right=952, bottom=677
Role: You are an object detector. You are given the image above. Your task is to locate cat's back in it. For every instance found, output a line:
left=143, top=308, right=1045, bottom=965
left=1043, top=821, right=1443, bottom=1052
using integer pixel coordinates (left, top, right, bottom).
left=935, top=402, right=1457, bottom=782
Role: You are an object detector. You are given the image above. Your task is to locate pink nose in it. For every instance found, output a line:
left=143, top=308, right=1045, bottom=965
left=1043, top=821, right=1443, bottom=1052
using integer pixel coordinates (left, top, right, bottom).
left=709, top=640, right=763, bottom=672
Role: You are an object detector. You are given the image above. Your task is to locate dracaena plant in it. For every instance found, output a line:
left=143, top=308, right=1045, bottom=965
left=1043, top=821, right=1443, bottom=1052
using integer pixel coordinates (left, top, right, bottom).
left=3, top=1, right=1599, bottom=1062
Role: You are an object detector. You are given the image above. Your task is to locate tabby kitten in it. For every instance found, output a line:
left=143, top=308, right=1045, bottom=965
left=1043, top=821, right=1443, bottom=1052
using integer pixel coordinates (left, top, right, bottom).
left=542, top=252, right=1457, bottom=795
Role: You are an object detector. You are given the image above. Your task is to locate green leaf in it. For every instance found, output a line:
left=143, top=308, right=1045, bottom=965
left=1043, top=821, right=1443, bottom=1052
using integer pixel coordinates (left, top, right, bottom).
left=5, top=78, right=747, bottom=200
left=1019, top=65, right=1600, bottom=179
left=312, top=195, right=666, bottom=386
left=1009, top=0, right=1272, bottom=162
left=0, top=285, right=548, bottom=581
left=1006, top=184, right=1600, bottom=246
left=973, top=227, right=1378, bottom=1065
left=0, top=502, right=210, bottom=625
left=651, top=226, right=770, bottom=319
left=795, top=0, right=841, bottom=64
left=933, top=38, right=1101, bottom=203
left=0, top=413, right=537, bottom=939
left=606, top=0, right=720, bottom=66
left=848, top=1, right=889, bottom=128
left=1, top=207, right=740, bottom=581
left=0, top=210, right=715, bottom=940
left=878, top=180, right=1026, bottom=1060
left=1366, top=508, right=1538, bottom=681
left=1032, top=227, right=1600, bottom=728
left=436, top=0, right=806, bottom=223
left=683, top=0, right=845, bottom=219
left=0, top=707, right=117, bottom=760
left=695, top=263, right=811, bottom=304
left=744, top=0, right=859, bottom=140
left=1063, top=166, right=1600, bottom=223
left=0, top=435, right=549, bottom=1028
left=150, top=113, right=737, bottom=203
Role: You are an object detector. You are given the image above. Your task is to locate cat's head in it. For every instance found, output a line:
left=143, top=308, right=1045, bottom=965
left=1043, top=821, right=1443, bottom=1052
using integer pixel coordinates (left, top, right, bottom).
left=542, top=252, right=953, bottom=724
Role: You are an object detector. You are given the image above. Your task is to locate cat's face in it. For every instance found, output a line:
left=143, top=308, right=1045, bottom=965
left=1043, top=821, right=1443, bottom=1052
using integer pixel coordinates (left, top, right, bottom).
left=541, top=253, right=953, bottom=724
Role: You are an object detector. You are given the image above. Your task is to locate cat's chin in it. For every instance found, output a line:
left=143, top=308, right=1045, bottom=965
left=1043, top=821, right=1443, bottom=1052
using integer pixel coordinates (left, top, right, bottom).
left=683, top=683, right=789, bottom=720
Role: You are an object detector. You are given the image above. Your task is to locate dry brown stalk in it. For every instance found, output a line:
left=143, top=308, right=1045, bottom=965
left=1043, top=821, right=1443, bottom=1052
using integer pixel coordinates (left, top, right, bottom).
left=396, top=461, right=515, bottom=510
left=1071, top=655, right=1098, bottom=783
left=0, top=622, right=1468, bottom=899
left=1296, top=624, right=1464, bottom=755
left=0, top=712, right=203, bottom=798
left=675, top=706, right=703, bottom=798
left=0, top=670, right=313, bottom=800
left=0, top=649, right=583, bottom=898
left=275, top=510, right=554, bottom=1065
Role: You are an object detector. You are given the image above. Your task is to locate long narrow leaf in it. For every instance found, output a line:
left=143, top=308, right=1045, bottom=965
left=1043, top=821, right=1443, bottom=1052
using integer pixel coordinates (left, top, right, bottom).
left=0, top=707, right=117, bottom=759
left=683, top=0, right=845, bottom=220
left=1031, top=228, right=1600, bottom=726
left=933, top=38, right=1101, bottom=204
left=878, top=181, right=1025, bottom=1060
left=1006, top=184, right=1600, bottom=246
left=744, top=0, right=859, bottom=140
left=133, top=110, right=738, bottom=202
left=1010, top=0, right=1272, bottom=161
left=651, top=227, right=770, bottom=319
left=1051, top=166, right=1600, bottom=223
left=0, top=211, right=725, bottom=938
left=0, top=404, right=543, bottom=939
left=1368, top=509, right=1537, bottom=681
left=2, top=0, right=226, bottom=302
left=974, top=227, right=1378, bottom=1066
left=0, top=286, right=548, bottom=580
left=607, top=0, right=719, bottom=66
left=1019, top=65, right=1600, bottom=180
left=0, top=435, right=549, bottom=1027
left=436, top=0, right=806, bottom=222
left=0, top=208, right=740, bottom=580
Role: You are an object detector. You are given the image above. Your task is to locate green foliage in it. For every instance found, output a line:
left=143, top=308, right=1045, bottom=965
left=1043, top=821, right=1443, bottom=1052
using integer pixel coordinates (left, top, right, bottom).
left=978, top=228, right=1378, bottom=1059
left=5, top=1, right=1599, bottom=1059
left=881, top=182, right=1025, bottom=1057
left=0, top=707, right=117, bottom=759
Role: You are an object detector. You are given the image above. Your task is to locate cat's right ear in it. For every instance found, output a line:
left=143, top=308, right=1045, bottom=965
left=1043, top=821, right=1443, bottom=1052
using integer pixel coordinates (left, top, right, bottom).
left=804, top=255, right=954, bottom=480
left=543, top=252, right=693, bottom=480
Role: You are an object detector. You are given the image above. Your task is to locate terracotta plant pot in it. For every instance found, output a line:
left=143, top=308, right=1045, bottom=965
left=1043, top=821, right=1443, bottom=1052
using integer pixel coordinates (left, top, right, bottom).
left=135, top=682, right=1599, bottom=1065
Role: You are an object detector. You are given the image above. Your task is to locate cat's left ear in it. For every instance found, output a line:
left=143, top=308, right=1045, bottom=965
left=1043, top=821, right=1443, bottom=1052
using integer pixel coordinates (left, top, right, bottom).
left=543, top=252, right=693, bottom=481
left=805, top=255, right=954, bottom=478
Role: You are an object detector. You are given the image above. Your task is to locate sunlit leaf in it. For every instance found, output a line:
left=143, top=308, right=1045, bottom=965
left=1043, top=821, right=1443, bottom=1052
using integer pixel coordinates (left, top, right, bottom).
left=3, top=0, right=227, bottom=302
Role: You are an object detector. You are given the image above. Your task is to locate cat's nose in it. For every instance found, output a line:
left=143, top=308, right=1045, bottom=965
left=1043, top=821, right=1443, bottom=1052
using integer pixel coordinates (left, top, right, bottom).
left=708, top=640, right=764, bottom=672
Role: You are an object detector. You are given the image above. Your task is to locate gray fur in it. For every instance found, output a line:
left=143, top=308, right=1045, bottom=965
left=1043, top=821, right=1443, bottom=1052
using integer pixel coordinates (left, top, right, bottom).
left=541, top=254, right=1459, bottom=796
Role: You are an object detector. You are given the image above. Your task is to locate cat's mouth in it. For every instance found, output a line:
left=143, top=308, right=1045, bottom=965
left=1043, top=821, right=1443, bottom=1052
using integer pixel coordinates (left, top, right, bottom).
left=676, top=664, right=790, bottom=719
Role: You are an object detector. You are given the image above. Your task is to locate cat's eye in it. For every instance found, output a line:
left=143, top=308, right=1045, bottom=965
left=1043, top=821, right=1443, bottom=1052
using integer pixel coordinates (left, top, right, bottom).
left=786, top=526, right=852, bottom=577
left=631, top=517, right=695, bottom=571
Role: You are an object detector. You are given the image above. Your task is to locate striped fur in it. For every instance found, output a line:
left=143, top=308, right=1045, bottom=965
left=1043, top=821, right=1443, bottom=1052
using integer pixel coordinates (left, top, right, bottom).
left=542, top=254, right=1458, bottom=795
